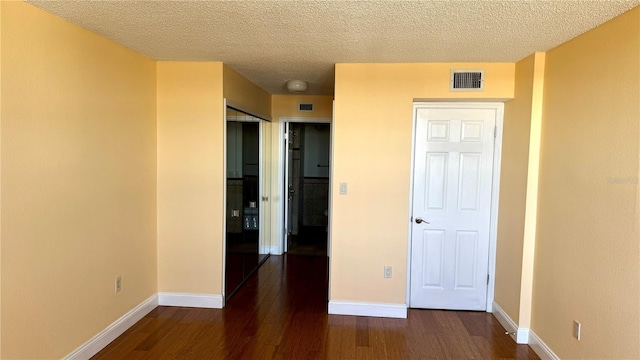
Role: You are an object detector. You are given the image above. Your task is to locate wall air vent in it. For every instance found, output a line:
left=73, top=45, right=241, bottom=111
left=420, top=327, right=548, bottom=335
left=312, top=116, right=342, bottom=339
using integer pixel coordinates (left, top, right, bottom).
left=450, top=70, right=484, bottom=92
left=298, top=103, right=314, bottom=112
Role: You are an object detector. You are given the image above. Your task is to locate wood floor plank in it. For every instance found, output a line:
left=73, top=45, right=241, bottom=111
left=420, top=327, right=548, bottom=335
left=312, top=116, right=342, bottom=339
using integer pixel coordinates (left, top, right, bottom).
left=340, top=315, right=358, bottom=359
left=91, top=332, right=148, bottom=360
left=382, top=318, right=411, bottom=359
left=367, top=317, right=388, bottom=359
left=325, top=315, right=344, bottom=359
left=355, top=317, right=370, bottom=347
left=92, top=255, right=540, bottom=360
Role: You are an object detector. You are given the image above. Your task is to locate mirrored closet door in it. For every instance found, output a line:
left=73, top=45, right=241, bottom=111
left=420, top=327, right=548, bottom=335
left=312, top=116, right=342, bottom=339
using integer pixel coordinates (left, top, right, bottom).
left=225, top=106, right=271, bottom=300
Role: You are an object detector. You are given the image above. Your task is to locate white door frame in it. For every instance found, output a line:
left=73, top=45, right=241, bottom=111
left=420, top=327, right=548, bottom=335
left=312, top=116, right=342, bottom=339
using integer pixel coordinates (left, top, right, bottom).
left=275, top=116, right=332, bottom=256
left=406, top=102, right=504, bottom=312
left=222, top=99, right=227, bottom=302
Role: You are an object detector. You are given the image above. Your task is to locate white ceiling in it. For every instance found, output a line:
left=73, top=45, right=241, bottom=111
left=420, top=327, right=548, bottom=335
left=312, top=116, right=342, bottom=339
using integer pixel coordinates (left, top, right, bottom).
left=28, top=0, right=640, bottom=95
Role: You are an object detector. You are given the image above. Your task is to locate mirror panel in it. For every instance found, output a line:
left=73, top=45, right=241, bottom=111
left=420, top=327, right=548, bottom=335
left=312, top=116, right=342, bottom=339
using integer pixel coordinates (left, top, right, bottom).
left=225, top=107, right=270, bottom=300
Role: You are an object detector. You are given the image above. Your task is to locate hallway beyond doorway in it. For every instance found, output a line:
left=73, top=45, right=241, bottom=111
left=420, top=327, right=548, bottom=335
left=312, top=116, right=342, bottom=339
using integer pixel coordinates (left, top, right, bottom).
left=285, top=122, right=330, bottom=255
left=287, top=226, right=328, bottom=256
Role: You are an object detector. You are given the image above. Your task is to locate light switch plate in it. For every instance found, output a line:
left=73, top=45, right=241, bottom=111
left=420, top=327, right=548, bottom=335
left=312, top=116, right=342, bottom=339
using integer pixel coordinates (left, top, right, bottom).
left=339, top=182, right=348, bottom=195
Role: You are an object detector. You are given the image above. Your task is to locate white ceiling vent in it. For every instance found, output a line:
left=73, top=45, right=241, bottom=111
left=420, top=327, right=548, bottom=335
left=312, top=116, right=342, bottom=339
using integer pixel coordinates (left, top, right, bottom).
left=298, top=103, right=314, bottom=112
left=450, top=70, right=484, bottom=92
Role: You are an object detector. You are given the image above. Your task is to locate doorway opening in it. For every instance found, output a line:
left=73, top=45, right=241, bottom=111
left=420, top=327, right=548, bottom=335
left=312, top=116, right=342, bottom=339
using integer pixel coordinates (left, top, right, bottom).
left=284, top=122, right=331, bottom=256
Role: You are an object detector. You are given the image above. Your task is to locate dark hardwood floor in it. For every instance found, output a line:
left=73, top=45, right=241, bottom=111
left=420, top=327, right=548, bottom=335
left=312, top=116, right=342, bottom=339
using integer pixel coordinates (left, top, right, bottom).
left=287, top=226, right=328, bottom=256
left=93, top=255, right=539, bottom=359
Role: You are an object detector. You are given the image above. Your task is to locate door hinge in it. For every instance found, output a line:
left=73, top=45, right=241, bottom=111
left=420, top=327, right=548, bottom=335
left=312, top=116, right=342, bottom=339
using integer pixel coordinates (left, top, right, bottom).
left=487, top=274, right=490, bottom=284
left=494, top=126, right=497, bottom=138
left=284, top=132, right=289, bottom=140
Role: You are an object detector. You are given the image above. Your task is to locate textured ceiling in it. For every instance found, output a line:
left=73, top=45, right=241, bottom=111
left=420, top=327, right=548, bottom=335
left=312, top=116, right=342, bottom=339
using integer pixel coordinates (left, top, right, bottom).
left=28, top=0, right=640, bottom=95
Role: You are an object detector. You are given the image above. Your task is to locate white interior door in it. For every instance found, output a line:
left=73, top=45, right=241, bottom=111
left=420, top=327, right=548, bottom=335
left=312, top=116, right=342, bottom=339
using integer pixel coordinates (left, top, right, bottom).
left=410, top=105, right=497, bottom=311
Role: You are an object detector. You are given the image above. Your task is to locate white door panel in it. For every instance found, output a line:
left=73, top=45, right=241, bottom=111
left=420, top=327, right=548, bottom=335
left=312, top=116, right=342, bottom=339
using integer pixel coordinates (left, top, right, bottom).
left=410, top=106, right=496, bottom=311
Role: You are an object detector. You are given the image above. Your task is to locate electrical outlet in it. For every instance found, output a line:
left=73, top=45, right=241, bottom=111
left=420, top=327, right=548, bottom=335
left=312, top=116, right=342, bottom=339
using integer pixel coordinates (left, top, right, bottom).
left=384, top=266, right=392, bottom=279
left=115, top=276, right=122, bottom=293
left=573, top=320, right=581, bottom=341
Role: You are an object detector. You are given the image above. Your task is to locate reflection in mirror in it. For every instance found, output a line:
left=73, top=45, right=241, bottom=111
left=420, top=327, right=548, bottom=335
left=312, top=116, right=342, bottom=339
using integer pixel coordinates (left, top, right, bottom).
left=225, top=107, right=269, bottom=300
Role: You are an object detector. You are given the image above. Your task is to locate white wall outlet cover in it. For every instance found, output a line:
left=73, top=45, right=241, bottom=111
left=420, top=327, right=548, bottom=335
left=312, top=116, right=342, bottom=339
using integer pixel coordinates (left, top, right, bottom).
left=573, top=320, right=581, bottom=341
left=339, top=182, right=348, bottom=195
left=384, top=266, right=392, bottom=278
left=115, top=276, right=122, bottom=293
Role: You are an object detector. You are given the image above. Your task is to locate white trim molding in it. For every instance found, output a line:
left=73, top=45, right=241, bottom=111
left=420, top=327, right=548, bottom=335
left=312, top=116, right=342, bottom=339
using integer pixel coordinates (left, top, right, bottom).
left=222, top=98, right=228, bottom=307
left=486, top=103, right=504, bottom=311
left=64, top=294, right=158, bottom=360
left=529, top=331, right=560, bottom=360
left=328, top=300, right=407, bottom=319
left=492, top=301, right=529, bottom=344
left=279, top=116, right=331, bottom=124
left=226, top=99, right=272, bottom=121
left=158, top=292, right=224, bottom=309
left=267, top=245, right=282, bottom=255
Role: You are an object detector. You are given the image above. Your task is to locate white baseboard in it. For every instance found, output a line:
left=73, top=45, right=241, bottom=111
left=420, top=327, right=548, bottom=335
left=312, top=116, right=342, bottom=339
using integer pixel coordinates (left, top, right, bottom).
left=65, top=294, right=158, bottom=360
left=158, top=292, right=224, bottom=308
left=262, top=246, right=282, bottom=255
left=328, top=300, right=407, bottom=318
left=529, top=330, right=560, bottom=360
left=492, top=301, right=529, bottom=344
left=269, top=245, right=283, bottom=255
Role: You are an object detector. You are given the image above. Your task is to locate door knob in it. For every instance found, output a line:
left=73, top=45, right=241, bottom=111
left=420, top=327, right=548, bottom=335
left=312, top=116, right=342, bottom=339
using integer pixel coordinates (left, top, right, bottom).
left=415, top=217, right=430, bottom=224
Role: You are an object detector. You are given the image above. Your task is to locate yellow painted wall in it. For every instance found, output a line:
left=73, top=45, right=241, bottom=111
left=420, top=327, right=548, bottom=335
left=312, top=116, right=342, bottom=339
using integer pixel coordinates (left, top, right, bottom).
left=331, top=63, right=514, bottom=304
left=0, top=2, right=3, bottom=356
left=1, top=2, right=157, bottom=359
left=533, top=7, right=640, bottom=358
left=272, top=95, right=334, bottom=119
left=494, top=55, right=536, bottom=323
left=156, top=62, right=225, bottom=295
left=494, top=52, right=546, bottom=327
left=518, top=52, right=545, bottom=330
left=223, top=65, right=271, bottom=120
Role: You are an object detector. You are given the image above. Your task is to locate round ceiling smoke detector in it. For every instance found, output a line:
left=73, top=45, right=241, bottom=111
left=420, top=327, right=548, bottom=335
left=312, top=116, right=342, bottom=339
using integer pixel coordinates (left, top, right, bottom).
left=286, top=80, right=308, bottom=93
